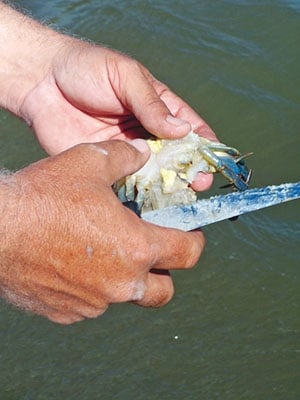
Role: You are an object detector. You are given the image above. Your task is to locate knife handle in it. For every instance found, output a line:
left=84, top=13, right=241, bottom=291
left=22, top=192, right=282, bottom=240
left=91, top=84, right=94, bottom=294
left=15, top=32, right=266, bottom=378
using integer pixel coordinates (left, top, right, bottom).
left=123, top=201, right=141, bottom=217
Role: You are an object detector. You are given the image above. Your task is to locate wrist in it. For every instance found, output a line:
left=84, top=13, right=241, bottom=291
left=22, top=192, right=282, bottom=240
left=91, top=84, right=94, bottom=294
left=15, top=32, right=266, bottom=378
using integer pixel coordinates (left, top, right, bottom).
left=0, top=166, right=47, bottom=290
left=0, top=3, right=65, bottom=117
left=0, top=170, right=18, bottom=280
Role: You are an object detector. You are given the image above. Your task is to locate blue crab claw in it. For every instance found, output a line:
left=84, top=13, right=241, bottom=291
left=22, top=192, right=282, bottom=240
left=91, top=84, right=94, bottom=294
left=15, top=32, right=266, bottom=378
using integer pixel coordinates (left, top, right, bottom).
left=199, top=142, right=253, bottom=191
left=218, top=153, right=253, bottom=191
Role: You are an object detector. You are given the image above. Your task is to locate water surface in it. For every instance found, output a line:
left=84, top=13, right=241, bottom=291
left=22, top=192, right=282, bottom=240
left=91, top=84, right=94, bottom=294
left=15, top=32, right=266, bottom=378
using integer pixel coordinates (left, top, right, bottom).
left=1, top=1, right=299, bottom=399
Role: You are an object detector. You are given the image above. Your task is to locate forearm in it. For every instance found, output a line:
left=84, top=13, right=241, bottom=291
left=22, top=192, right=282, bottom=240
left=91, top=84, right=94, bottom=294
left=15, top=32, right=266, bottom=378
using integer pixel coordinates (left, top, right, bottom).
left=0, top=2, right=63, bottom=116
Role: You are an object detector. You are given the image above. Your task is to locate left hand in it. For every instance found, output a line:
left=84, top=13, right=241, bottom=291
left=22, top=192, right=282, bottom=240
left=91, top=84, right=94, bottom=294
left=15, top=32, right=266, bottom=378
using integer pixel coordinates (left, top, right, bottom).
left=21, top=40, right=217, bottom=191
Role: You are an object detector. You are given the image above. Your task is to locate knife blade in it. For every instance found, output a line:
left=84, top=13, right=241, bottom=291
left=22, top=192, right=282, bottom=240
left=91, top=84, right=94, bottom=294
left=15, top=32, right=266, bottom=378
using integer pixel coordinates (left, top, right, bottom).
left=141, top=182, right=300, bottom=231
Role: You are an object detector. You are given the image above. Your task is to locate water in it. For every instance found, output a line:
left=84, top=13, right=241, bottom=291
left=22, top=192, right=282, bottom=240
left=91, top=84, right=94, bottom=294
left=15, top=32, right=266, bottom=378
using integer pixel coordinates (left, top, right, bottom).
left=1, top=1, right=299, bottom=399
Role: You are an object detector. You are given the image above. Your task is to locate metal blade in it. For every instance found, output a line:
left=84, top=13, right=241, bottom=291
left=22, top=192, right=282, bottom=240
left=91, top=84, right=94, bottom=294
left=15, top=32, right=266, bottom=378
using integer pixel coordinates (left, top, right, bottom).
left=141, top=182, right=300, bottom=231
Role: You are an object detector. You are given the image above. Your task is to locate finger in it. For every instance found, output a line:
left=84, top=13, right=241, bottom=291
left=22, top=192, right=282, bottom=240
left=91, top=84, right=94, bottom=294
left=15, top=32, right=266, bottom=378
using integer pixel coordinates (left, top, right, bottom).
left=47, top=311, right=85, bottom=325
left=134, top=270, right=174, bottom=308
left=146, top=226, right=206, bottom=270
left=190, top=172, right=214, bottom=192
left=2, top=287, right=86, bottom=325
left=122, top=65, right=192, bottom=139
left=154, top=81, right=218, bottom=141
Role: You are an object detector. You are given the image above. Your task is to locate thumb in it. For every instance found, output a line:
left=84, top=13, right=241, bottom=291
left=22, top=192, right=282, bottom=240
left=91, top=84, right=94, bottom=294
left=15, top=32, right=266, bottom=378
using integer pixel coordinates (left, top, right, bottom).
left=17, top=139, right=150, bottom=194
left=77, top=139, right=151, bottom=186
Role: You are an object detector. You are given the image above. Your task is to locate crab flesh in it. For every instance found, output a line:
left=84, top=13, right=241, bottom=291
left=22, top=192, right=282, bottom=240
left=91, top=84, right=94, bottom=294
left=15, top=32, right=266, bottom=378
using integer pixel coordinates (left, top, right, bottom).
left=115, top=131, right=252, bottom=213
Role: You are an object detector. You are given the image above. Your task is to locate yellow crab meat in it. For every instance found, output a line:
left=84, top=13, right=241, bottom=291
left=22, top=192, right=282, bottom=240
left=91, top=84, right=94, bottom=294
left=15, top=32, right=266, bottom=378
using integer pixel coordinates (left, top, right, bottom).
left=114, top=131, right=252, bottom=213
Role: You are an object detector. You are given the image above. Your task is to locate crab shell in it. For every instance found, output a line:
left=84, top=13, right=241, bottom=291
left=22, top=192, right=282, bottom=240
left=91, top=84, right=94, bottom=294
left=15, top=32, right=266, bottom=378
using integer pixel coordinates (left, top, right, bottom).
left=115, top=132, right=251, bottom=212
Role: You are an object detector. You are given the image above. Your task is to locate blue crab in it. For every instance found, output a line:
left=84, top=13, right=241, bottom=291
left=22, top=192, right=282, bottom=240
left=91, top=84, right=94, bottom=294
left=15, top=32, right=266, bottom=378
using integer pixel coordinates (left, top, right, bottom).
left=115, top=131, right=252, bottom=212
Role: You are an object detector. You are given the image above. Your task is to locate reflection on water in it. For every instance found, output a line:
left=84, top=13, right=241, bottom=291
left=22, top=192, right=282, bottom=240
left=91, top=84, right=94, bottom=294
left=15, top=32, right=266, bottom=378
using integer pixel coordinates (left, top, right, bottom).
left=1, top=1, right=300, bottom=399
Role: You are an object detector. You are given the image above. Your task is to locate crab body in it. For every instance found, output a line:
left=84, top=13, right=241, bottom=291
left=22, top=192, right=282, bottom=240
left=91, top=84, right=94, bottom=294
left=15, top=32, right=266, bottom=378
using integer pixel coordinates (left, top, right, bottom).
left=115, top=132, right=252, bottom=212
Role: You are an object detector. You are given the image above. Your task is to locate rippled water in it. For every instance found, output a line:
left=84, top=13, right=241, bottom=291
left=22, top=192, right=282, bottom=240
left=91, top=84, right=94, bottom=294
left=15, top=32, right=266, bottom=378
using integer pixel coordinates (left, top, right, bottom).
left=1, top=1, right=299, bottom=399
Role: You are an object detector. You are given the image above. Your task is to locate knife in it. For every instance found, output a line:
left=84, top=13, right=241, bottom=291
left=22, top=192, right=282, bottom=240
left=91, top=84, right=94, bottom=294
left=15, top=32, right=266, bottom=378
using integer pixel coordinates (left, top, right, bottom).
left=141, top=182, right=300, bottom=231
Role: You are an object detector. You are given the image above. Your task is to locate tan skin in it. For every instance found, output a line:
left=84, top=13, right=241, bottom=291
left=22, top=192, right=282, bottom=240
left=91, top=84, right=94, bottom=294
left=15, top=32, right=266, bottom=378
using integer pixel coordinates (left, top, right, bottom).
left=1, top=140, right=205, bottom=324
left=0, top=3, right=217, bottom=324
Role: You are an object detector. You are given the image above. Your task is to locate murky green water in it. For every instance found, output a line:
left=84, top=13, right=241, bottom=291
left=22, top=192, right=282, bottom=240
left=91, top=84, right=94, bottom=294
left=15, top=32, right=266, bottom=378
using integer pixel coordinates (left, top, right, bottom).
left=1, top=1, right=299, bottom=399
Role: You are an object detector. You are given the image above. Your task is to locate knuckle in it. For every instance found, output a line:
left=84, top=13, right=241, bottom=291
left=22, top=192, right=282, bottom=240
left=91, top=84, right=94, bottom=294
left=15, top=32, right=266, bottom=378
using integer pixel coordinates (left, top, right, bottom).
left=129, top=280, right=147, bottom=302
left=181, top=232, right=206, bottom=269
left=103, top=277, right=146, bottom=304
left=130, top=239, right=155, bottom=268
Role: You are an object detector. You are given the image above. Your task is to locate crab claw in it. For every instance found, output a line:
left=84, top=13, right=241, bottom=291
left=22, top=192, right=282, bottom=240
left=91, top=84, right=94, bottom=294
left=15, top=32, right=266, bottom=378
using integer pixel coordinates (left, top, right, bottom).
left=218, top=153, right=253, bottom=191
left=199, top=141, right=253, bottom=192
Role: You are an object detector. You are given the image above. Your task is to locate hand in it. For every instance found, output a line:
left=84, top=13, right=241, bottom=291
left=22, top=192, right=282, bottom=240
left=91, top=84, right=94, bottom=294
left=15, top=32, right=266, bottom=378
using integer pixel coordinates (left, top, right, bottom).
left=22, top=41, right=217, bottom=153
left=0, top=140, right=205, bottom=324
left=21, top=40, right=217, bottom=191
left=0, top=3, right=217, bottom=191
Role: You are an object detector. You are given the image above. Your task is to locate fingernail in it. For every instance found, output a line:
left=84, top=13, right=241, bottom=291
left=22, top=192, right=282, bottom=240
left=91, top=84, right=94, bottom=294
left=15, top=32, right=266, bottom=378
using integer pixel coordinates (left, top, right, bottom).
left=130, top=139, right=150, bottom=153
left=166, top=115, right=190, bottom=127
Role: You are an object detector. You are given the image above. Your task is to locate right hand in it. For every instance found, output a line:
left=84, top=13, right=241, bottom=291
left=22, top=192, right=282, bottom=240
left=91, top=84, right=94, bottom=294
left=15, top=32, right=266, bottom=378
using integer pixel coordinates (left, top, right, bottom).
left=0, top=140, right=205, bottom=324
